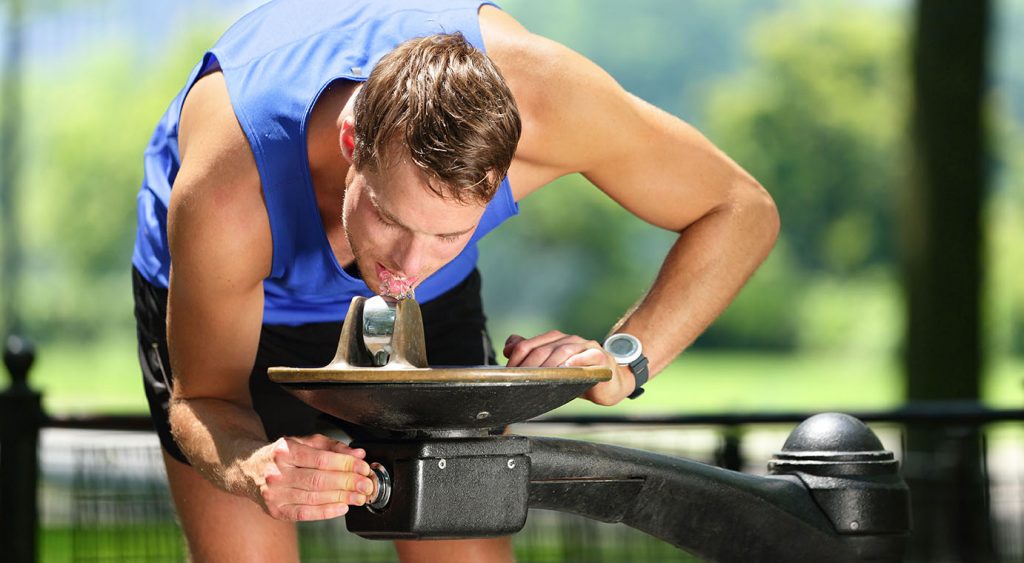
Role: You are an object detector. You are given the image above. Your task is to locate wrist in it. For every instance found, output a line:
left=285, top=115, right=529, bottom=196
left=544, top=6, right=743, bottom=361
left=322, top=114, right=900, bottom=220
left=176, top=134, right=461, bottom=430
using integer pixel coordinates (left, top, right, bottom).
left=616, top=364, right=638, bottom=401
left=625, top=355, right=649, bottom=399
left=229, top=444, right=273, bottom=501
left=603, top=333, right=649, bottom=399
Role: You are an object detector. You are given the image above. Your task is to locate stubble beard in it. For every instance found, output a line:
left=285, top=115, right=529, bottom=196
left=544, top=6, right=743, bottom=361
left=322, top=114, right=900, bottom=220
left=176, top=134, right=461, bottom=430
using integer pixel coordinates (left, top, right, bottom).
left=340, top=169, right=372, bottom=288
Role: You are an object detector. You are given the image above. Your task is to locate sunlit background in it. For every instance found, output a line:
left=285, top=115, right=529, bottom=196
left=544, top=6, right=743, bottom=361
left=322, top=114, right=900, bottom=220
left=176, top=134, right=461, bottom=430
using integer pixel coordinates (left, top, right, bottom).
left=0, top=1, right=1021, bottom=561
left=1, top=0, right=1019, bottom=413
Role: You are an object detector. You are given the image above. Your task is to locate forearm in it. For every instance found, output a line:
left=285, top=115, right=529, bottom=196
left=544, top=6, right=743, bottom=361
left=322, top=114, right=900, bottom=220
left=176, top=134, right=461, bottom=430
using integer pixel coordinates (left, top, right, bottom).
left=168, top=396, right=270, bottom=498
left=612, top=182, right=779, bottom=377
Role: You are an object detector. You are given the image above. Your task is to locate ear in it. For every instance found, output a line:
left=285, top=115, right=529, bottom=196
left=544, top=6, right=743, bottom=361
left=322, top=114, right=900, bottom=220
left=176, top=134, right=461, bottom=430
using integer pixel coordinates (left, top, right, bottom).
left=340, top=116, right=356, bottom=163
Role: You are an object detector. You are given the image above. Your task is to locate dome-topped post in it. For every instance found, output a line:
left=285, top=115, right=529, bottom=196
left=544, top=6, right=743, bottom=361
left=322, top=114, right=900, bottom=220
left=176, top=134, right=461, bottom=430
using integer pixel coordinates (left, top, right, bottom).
left=1, top=333, right=43, bottom=563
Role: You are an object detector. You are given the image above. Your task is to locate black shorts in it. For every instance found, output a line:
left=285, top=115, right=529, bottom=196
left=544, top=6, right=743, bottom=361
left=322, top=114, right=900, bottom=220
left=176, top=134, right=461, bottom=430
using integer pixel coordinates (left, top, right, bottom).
left=133, top=266, right=497, bottom=464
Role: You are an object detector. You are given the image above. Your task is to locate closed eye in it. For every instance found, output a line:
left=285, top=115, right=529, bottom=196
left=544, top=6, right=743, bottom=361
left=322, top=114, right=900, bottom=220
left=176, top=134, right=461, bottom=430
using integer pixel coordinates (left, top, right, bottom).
left=375, top=211, right=399, bottom=230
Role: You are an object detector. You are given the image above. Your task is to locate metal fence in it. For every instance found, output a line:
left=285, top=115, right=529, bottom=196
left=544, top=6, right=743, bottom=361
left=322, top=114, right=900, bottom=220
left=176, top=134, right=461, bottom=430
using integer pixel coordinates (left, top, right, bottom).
left=16, top=408, right=1023, bottom=563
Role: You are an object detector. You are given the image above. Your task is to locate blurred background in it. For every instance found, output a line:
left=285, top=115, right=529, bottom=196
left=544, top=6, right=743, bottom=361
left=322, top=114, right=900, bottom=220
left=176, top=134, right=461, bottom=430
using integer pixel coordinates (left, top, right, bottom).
left=0, top=0, right=1021, bottom=561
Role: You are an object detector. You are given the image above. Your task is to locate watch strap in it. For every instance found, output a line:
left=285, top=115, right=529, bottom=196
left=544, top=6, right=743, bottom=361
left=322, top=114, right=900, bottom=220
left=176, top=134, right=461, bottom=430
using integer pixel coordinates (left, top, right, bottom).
left=627, top=355, right=649, bottom=399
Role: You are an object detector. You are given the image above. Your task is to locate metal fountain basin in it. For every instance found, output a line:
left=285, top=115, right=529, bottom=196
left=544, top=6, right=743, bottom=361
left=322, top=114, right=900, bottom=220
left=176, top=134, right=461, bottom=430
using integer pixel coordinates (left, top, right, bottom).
left=268, top=296, right=611, bottom=432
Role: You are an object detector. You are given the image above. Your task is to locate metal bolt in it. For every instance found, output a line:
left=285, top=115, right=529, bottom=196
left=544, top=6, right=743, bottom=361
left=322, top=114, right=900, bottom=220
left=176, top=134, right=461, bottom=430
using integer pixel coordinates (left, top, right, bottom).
left=476, top=411, right=490, bottom=420
left=507, top=458, right=516, bottom=469
left=438, top=459, right=446, bottom=469
left=850, top=521, right=859, bottom=530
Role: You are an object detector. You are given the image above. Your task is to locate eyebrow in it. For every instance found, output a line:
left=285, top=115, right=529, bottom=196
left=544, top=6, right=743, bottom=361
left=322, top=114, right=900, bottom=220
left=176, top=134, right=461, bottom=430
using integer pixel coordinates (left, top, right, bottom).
left=367, top=188, right=477, bottom=238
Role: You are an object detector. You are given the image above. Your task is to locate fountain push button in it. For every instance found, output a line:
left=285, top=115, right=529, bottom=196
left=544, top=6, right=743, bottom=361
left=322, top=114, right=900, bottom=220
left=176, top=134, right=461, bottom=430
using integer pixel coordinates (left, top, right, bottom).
left=367, top=462, right=392, bottom=513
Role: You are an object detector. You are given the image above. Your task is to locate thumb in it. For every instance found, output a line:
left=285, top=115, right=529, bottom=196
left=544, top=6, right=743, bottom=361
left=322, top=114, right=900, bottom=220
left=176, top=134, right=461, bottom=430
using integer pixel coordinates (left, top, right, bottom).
left=562, top=347, right=607, bottom=368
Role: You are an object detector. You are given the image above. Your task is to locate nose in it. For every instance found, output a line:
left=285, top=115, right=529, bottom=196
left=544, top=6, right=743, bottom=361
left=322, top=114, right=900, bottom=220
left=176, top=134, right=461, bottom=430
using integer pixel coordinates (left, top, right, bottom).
left=388, top=232, right=428, bottom=278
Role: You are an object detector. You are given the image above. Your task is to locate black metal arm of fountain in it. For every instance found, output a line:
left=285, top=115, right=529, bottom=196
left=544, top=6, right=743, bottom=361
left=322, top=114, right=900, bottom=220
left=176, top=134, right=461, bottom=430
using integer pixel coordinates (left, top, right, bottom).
left=269, top=297, right=910, bottom=563
left=527, top=413, right=909, bottom=562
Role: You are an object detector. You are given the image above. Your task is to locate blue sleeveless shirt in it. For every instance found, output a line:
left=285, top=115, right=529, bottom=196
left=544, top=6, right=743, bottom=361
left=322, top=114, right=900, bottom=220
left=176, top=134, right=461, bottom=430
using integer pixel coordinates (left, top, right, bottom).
left=132, top=0, right=517, bottom=326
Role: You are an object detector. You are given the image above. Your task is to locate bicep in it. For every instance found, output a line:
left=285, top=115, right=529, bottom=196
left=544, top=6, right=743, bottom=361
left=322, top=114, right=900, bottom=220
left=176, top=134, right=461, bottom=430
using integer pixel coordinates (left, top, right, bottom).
left=508, top=36, right=761, bottom=232
left=166, top=196, right=268, bottom=406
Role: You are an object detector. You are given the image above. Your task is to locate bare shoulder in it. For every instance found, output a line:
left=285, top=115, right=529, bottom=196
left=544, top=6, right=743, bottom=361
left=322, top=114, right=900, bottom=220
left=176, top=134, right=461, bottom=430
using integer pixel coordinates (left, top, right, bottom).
left=171, top=70, right=271, bottom=288
left=478, top=7, right=763, bottom=232
left=478, top=6, right=642, bottom=197
left=478, top=6, right=597, bottom=134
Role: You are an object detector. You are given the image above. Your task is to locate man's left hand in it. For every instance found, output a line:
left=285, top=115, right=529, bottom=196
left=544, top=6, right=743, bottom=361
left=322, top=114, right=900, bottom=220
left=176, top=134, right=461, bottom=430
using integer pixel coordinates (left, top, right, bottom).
left=503, top=331, right=635, bottom=406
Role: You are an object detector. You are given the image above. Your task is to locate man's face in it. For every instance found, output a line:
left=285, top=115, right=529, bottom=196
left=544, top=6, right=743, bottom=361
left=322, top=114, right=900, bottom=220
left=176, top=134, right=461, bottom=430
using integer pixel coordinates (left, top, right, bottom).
left=342, top=157, right=487, bottom=299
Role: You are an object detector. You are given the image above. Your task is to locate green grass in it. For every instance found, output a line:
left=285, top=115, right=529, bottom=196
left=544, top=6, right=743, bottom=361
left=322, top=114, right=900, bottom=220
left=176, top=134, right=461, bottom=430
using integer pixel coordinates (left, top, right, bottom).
left=40, top=522, right=696, bottom=563
left=26, top=337, right=147, bottom=414
left=40, top=526, right=186, bottom=562
left=12, top=336, right=1024, bottom=416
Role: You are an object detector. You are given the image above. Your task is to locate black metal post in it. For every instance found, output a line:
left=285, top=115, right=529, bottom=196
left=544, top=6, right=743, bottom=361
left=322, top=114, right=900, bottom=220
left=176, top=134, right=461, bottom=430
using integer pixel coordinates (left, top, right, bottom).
left=0, top=335, right=41, bottom=563
left=906, top=2, right=994, bottom=558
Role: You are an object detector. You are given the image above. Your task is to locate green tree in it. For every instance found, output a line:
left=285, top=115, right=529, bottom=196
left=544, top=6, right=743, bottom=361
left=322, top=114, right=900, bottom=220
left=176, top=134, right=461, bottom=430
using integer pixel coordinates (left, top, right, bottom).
left=707, top=5, right=907, bottom=275
left=19, top=29, right=219, bottom=340
left=701, top=4, right=909, bottom=350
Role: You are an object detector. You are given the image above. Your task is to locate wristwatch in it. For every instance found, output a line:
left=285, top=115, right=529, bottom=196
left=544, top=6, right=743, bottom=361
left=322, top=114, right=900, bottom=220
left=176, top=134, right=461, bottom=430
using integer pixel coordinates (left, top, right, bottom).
left=603, top=333, right=649, bottom=399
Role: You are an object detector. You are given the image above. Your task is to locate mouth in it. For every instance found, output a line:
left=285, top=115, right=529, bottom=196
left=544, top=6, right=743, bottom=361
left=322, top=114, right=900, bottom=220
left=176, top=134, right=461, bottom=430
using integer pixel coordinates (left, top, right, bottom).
left=375, top=263, right=418, bottom=300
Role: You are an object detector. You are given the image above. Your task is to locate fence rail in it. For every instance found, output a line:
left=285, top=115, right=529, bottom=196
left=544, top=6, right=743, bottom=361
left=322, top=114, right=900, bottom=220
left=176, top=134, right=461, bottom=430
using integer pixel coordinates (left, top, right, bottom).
left=3, top=340, right=1023, bottom=562
left=41, top=401, right=1024, bottom=430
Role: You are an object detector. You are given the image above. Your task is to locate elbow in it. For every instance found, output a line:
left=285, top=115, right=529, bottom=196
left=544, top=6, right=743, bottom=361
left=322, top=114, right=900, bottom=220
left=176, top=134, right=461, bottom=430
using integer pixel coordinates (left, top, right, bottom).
left=729, top=178, right=780, bottom=256
left=166, top=396, right=189, bottom=435
left=754, top=181, right=780, bottom=251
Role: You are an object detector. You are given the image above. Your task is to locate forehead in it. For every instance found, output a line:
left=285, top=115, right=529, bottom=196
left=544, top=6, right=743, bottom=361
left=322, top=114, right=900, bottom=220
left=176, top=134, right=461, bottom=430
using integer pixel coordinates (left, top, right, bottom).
left=362, top=158, right=486, bottom=230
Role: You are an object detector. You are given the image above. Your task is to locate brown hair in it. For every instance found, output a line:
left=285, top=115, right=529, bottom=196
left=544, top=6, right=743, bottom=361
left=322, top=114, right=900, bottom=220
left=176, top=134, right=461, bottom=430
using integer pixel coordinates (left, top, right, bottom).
left=352, top=32, right=521, bottom=205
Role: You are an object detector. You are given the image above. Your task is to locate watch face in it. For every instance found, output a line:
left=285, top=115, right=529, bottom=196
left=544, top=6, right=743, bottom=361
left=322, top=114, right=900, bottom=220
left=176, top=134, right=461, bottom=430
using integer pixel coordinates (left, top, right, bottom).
left=606, top=334, right=639, bottom=359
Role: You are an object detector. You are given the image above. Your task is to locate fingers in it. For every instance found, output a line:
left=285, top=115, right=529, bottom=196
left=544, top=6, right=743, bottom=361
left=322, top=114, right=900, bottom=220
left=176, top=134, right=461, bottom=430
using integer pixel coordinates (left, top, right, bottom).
left=262, top=469, right=370, bottom=509
left=256, top=436, right=376, bottom=522
left=504, top=331, right=573, bottom=363
left=275, top=437, right=371, bottom=475
left=502, top=333, right=526, bottom=359
left=290, top=434, right=368, bottom=461
left=563, top=347, right=610, bottom=368
left=270, top=466, right=374, bottom=495
left=288, top=433, right=336, bottom=450
left=504, top=330, right=604, bottom=368
left=523, top=341, right=588, bottom=368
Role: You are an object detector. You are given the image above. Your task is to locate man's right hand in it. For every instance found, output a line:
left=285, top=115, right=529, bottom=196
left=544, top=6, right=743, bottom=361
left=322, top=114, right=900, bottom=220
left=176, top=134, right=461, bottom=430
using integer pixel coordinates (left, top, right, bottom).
left=244, top=433, right=375, bottom=521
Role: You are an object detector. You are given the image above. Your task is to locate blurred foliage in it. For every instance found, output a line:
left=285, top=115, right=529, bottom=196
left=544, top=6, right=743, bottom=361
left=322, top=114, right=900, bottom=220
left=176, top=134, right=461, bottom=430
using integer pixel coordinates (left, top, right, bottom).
left=480, top=174, right=676, bottom=341
left=15, top=27, right=220, bottom=340
left=988, top=121, right=1024, bottom=356
left=708, top=4, right=907, bottom=275
left=995, top=0, right=1024, bottom=125
left=500, top=0, right=780, bottom=127
left=1, top=0, right=1022, bottom=365
left=699, top=3, right=908, bottom=350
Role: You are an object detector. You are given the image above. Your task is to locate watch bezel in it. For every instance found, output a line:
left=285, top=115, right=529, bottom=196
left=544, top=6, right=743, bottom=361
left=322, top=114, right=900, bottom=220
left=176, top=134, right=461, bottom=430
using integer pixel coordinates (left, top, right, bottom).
left=603, top=333, right=643, bottom=365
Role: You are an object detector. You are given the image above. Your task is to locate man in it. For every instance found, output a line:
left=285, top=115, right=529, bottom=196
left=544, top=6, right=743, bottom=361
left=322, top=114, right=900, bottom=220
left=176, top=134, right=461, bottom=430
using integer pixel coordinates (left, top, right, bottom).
left=132, top=1, right=778, bottom=561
